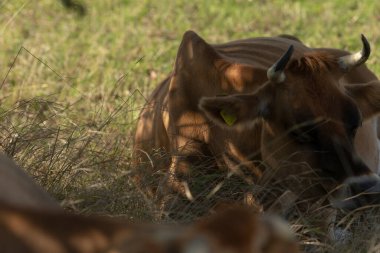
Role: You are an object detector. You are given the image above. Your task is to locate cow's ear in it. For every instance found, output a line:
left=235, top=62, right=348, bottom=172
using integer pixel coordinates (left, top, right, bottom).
left=174, top=30, right=220, bottom=74
left=199, top=93, right=272, bottom=128
left=346, top=80, right=380, bottom=120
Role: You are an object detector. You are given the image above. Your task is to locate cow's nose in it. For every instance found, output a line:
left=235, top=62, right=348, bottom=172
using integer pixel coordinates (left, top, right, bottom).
left=333, top=174, right=380, bottom=210
left=349, top=175, right=379, bottom=192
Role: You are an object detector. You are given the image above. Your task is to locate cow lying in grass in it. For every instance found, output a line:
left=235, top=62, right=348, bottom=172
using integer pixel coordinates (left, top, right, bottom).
left=134, top=31, right=380, bottom=212
left=0, top=154, right=299, bottom=253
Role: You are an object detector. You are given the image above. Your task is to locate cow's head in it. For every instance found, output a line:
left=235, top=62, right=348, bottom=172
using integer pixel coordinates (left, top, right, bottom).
left=199, top=35, right=380, bottom=209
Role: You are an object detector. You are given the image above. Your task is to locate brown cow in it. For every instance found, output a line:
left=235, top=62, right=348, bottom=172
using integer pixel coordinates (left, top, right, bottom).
left=134, top=31, right=380, bottom=211
left=0, top=154, right=299, bottom=253
left=0, top=202, right=299, bottom=253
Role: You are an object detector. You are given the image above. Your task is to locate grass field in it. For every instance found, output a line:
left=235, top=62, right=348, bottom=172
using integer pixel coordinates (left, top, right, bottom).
left=1, top=0, right=380, bottom=252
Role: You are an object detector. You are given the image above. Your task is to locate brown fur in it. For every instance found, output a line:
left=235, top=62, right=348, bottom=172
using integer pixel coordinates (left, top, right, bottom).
left=288, top=51, right=338, bottom=74
left=134, top=31, right=380, bottom=213
left=0, top=153, right=299, bottom=253
left=0, top=202, right=299, bottom=253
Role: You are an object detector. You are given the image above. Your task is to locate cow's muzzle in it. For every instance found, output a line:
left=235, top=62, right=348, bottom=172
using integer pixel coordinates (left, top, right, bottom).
left=333, top=174, right=380, bottom=210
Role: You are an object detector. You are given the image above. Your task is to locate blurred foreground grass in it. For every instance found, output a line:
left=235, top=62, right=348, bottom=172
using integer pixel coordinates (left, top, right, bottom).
left=1, top=0, right=380, bottom=252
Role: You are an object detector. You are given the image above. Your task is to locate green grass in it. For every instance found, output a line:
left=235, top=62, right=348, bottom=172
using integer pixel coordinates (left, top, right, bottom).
left=1, top=0, right=380, bottom=252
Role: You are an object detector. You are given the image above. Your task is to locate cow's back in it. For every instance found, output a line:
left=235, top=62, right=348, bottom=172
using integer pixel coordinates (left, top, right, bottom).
left=213, top=37, right=308, bottom=70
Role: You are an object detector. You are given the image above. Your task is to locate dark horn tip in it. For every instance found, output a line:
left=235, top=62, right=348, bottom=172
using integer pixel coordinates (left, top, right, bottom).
left=360, top=34, right=371, bottom=59
left=274, top=45, right=295, bottom=72
left=287, top=45, right=295, bottom=56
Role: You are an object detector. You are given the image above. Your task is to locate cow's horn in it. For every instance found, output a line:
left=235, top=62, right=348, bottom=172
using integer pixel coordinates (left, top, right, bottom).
left=267, top=45, right=294, bottom=83
left=338, top=34, right=370, bottom=72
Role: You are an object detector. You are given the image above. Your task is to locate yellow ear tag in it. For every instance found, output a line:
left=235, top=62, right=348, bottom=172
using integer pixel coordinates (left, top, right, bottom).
left=220, top=109, right=237, bottom=126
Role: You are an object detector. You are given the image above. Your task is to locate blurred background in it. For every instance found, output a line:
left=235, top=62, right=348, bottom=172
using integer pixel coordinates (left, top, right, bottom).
left=1, top=1, right=380, bottom=251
